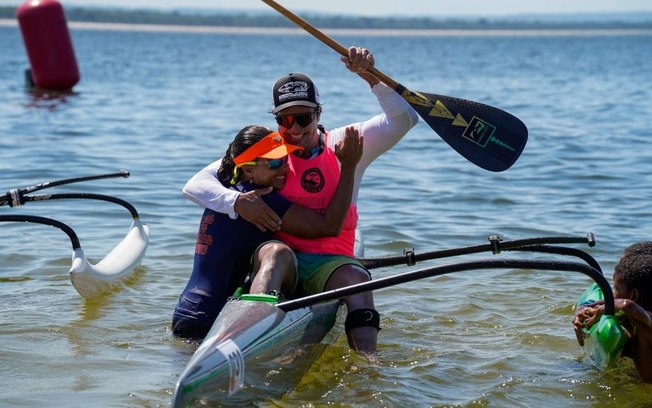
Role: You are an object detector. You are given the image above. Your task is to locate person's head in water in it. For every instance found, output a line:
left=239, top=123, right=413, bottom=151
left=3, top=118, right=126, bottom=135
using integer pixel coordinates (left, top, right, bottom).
left=614, top=242, right=652, bottom=310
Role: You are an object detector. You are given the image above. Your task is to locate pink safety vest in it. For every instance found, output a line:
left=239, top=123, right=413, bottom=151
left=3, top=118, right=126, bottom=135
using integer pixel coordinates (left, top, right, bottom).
left=274, top=137, right=358, bottom=256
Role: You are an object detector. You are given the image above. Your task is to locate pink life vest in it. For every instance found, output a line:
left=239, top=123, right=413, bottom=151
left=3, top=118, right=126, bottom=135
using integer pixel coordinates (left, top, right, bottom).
left=274, top=136, right=358, bottom=256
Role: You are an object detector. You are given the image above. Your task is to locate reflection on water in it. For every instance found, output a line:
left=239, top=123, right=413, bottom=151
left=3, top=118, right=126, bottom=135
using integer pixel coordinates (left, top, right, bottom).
left=24, top=87, right=79, bottom=110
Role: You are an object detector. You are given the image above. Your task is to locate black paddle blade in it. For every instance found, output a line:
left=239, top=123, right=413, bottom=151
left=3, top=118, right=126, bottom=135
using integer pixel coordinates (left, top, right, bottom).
left=397, top=84, right=527, bottom=172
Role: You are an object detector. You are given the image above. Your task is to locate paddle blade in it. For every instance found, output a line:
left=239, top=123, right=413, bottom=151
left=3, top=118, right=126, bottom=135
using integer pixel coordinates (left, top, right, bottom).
left=397, top=84, right=527, bottom=172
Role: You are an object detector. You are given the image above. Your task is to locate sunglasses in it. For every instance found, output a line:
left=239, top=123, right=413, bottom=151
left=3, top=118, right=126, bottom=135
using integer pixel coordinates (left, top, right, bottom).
left=274, top=111, right=315, bottom=128
left=239, top=156, right=288, bottom=170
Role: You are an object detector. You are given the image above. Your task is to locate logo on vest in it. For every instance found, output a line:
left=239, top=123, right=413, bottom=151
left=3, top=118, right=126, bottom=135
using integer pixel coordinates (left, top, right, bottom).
left=301, top=168, right=324, bottom=193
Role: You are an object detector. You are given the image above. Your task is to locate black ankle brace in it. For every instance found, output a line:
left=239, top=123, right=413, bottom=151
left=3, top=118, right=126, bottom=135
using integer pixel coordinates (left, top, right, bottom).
left=345, top=308, right=380, bottom=332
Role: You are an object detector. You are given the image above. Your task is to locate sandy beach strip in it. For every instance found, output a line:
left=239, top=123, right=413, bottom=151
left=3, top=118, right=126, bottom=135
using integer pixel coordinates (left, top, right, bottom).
left=1, top=18, right=651, bottom=37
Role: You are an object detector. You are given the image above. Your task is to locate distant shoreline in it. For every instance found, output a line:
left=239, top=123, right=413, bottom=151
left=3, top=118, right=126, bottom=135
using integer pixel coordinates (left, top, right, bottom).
left=2, top=19, right=652, bottom=37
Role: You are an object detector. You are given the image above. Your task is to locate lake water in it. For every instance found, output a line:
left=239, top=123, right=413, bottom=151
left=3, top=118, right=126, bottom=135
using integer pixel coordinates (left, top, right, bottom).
left=1, top=21, right=652, bottom=407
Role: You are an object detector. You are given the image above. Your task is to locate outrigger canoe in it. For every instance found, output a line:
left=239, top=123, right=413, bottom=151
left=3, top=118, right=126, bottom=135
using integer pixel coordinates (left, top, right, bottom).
left=172, top=233, right=622, bottom=406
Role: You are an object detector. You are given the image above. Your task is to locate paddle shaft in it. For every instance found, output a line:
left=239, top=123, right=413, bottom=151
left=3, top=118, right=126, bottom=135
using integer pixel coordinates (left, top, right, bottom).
left=260, top=0, right=398, bottom=88
left=277, top=258, right=616, bottom=315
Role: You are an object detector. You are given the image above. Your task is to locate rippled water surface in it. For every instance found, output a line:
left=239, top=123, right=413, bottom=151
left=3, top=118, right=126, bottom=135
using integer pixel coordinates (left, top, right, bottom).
left=1, top=23, right=652, bottom=407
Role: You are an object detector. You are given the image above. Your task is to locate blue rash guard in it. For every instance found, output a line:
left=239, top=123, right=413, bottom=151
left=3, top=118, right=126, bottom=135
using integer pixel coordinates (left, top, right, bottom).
left=172, top=182, right=293, bottom=339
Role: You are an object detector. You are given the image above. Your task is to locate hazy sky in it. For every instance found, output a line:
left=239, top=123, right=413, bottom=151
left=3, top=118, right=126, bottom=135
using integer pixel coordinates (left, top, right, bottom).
left=3, top=0, right=652, bottom=17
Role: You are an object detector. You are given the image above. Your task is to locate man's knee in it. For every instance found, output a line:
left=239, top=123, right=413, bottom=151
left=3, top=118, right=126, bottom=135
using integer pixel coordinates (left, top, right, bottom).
left=257, top=242, right=295, bottom=264
left=328, top=264, right=370, bottom=288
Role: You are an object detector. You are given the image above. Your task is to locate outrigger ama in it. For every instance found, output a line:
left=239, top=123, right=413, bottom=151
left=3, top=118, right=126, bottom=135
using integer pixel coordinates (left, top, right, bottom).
left=0, top=170, right=150, bottom=298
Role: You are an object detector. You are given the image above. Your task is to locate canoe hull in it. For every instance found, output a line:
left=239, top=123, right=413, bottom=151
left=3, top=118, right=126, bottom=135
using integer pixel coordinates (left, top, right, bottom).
left=173, top=297, right=341, bottom=407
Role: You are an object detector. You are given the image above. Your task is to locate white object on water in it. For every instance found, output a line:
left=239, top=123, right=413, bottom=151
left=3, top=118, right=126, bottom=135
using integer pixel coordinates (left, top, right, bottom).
left=69, top=219, right=150, bottom=298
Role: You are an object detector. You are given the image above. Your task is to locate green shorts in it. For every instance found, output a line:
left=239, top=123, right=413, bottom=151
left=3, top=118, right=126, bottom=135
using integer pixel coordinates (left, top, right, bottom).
left=296, top=253, right=366, bottom=295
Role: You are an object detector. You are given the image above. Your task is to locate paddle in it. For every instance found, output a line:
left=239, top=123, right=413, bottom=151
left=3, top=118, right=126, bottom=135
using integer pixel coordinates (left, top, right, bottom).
left=1, top=170, right=129, bottom=207
left=260, top=0, right=528, bottom=172
left=277, top=258, right=616, bottom=316
left=359, top=233, right=597, bottom=269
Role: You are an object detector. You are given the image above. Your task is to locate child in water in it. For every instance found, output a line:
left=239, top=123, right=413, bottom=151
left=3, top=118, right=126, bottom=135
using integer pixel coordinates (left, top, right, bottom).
left=573, top=242, right=652, bottom=382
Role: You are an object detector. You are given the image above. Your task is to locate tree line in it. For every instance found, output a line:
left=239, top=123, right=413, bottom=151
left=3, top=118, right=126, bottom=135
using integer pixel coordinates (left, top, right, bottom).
left=2, top=6, right=651, bottom=30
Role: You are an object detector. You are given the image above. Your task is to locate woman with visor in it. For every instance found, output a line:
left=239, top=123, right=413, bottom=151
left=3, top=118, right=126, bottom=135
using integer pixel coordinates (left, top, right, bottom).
left=172, top=125, right=362, bottom=340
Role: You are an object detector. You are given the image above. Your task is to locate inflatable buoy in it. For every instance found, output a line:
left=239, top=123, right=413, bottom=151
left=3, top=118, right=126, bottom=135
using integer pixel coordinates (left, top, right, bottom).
left=576, top=283, right=626, bottom=370
left=16, top=0, right=80, bottom=90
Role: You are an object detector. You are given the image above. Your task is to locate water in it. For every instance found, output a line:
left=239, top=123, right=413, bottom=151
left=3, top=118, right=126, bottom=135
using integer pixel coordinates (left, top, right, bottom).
left=2, top=22, right=652, bottom=407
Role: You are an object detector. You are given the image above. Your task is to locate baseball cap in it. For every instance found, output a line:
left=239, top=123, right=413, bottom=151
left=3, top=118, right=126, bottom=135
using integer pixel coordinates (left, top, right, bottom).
left=233, top=132, right=303, bottom=165
left=271, top=73, right=321, bottom=114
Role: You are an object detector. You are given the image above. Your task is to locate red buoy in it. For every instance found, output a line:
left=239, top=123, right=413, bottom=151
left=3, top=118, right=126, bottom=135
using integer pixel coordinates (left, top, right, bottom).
left=16, top=0, right=80, bottom=90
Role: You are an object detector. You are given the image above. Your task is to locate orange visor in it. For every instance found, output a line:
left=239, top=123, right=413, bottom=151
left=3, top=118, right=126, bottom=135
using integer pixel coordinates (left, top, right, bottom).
left=233, top=131, right=302, bottom=165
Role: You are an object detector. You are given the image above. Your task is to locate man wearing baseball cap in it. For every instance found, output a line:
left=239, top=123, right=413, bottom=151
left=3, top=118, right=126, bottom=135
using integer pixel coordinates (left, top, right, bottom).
left=183, top=46, right=418, bottom=357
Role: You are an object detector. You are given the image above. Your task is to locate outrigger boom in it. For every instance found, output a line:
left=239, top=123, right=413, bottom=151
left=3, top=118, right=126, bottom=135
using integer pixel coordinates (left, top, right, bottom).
left=1, top=171, right=150, bottom=298
left=172, top=233, right=614, bottom=406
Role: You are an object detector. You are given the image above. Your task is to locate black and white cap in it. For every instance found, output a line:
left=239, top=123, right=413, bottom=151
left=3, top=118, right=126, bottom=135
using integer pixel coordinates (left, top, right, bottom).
left=271, top=72, right=321, bottom=114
